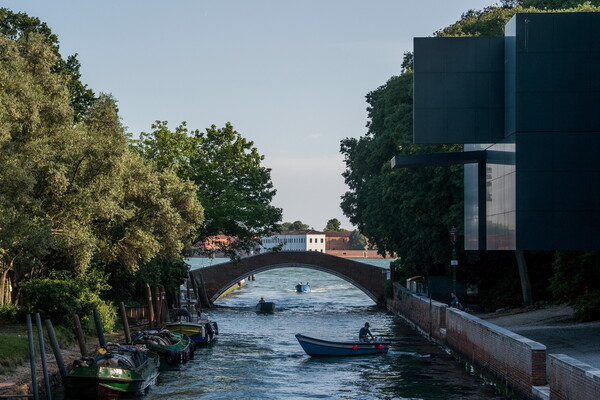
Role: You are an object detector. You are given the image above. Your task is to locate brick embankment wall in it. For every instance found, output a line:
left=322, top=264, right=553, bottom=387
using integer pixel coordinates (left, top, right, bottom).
left=390, top=283, right=547, bottom=400
left=445, top=308, right=547, bottom=399
left=392, top=283, right=447, bottom=342
left=549, top=354, right=600, bottom=400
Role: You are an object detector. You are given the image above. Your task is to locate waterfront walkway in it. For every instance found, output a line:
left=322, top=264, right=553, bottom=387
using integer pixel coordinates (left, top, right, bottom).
left=479, top=304, right=600, bottom=369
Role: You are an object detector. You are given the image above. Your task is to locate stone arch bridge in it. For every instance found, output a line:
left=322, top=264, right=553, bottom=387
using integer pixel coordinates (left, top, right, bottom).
left=189, top=251, right=390, bottom=307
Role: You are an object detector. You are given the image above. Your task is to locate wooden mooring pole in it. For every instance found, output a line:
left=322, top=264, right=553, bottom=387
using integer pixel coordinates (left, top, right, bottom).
left=25, top=314, right=39, bottom=400
left=34, top=314, right=51, bottom=399
left=93, top=308, right=106, bottom=348
left=44, top=319, right=67, bottom=386
left=119, top=302, right=131, bottom=343
left=72, top=314, right=87, bottom=357
left=145, top=284, right=154, bottom=328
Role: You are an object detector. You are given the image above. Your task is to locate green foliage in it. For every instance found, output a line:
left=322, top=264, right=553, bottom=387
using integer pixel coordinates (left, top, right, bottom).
left=324, top=218, right=347, bottom=232
left=349, top=230, right=367, bottom=250
left=280, top=221, right=310, bottom=231
left=19, top=271, right=117, bottom=331
left=384, top=280, right=394, bottom=299
left=0, top=304, right=23, bottom=322
left=0, top=27, right=202, bottom=284
left=340, top=72, right=463, bottom=275
left=135, top=121, right=281, bottom=258
left=521, top=0, right=600, bottom=9
left=0, top=8, right=95, bottom=122
left=549, top=251, right=600, bottom=300
left=391, top=259, right=420, bottom=285
left=574, top=290, right=600, bottom=322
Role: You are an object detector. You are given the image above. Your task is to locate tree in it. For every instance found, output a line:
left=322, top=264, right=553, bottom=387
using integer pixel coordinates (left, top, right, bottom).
left=0, top=28, right=203, bottom=304
left=340, top=69, right=463, bottom=275
left=280, top=221, right=310, bottom=231
left=136, top=121, right=282, bottom=257
left=349, top=230, right=367, bottom=250
left=0, top=8, right=95, bottom=122
left=324, top=218, right=347, bottom=232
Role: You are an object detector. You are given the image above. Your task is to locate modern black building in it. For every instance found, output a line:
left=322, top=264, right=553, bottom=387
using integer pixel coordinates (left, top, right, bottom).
left=395, top=12, right=600, bottom=251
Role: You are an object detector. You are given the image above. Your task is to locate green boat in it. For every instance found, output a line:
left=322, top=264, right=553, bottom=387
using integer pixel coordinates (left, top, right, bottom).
left=66, top=344, right=160, bottom=399
left=131, top=328, right=194, bottom=367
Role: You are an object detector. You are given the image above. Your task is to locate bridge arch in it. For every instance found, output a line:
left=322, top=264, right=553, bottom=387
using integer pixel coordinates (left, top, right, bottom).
left=190, top=251, right=390, bottom=306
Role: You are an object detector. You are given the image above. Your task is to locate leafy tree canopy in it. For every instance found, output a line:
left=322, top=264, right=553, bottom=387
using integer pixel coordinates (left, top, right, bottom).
left=279, top=221, right=310, bottom=231
left=349, top=230, right=367, bottom=250
left=0, top=26, right=203, bottom=306
left=0, top=8, right=95, bottom=122
left=324, top=218, right=347, bottom=232
left=135, top=121, right=282, bottom=258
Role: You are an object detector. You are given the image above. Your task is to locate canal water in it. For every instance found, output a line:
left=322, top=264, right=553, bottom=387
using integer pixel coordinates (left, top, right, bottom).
left=143, top=262, right=508, bottom=400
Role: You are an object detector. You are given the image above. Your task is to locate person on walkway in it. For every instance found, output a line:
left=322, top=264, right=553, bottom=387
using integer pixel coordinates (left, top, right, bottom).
left=450, top=292, right=464, bottom=310
left=359, top=322, right=374, bottom=341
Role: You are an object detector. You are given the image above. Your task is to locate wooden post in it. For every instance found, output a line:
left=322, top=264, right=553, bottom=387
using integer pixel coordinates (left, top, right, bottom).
left=119, top=302, right=131, bottom=343
left=44, top=319, right=67, bottom=386
left=145, top=284, right=154, bottom=328
left=153, top=286, right=161, bottom=325
left=26, top=314, right=39, bottom=400
left=186, top=280, right=192, bottom=311
left=160, top=286, right=169, bottom=324
left=93, top=308, right=106, bottom=348
left=72, top=314, right=87, bottom=357
left=34, top=314, right=51, bottom=399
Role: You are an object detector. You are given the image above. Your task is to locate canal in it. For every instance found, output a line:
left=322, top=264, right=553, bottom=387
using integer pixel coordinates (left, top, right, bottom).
left=145, top=264, right=507, bottom=400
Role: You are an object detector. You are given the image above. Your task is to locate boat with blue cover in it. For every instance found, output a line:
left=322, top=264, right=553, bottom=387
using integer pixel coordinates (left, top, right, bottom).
left=295, top=334, right=390, bottom=357
left=295, top=283, right=311, bottom=292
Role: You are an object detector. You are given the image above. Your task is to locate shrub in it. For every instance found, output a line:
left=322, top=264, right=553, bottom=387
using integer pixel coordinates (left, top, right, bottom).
left=0, top=304, right=25, bottom=323
left=574, top=290, right=600, bottom=322
left=384, top=279, right=394, bottom=299
left=19, top=271, right=117, bottom=332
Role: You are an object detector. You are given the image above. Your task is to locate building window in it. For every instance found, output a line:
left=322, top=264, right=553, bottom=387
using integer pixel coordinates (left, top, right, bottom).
left=309, top=238, right=313, bottom=243
left=320, top=238, right=324, bottom=243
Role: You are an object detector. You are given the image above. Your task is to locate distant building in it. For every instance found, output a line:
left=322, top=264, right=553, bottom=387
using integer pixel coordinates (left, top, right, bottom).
left=259, top=230, right=326, bottom=253
left=325, top=231, right=351, bottom=250
left=199, top=234, right=235, bottom=251
left=195, top=234, right=255, bottom=258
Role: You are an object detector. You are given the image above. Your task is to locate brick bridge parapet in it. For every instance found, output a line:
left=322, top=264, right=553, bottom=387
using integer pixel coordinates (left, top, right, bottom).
left=190, top=251, right=389, bottom=306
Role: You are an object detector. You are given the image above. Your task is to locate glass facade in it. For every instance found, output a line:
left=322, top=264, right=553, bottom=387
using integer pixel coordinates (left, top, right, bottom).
left=414, top=12, right=600, bottom=251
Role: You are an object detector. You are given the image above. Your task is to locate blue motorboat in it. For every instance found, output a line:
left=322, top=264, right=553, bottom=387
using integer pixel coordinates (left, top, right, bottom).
left=295, top=283, right=311, bottom=292
left=295, top=334, right=390, bottom=357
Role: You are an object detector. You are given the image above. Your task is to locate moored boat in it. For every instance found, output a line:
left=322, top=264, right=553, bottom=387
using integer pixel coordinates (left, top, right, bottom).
left=66, top=344, right=160, bottom=399
left=163, top=319, right=219, bottom=345
left=295, top=283, right=311, bottom=292
left=254, top=301, right=276, bottom=313
left=295, top=334, right=390, bottom=357
left=131, top=328, right=194, bottom=367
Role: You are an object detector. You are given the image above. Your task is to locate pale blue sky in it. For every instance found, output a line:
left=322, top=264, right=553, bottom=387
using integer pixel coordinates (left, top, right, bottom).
left=4, top=1, right=498, bottom=230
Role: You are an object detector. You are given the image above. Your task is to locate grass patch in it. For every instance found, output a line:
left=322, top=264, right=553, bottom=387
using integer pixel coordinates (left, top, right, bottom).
left=0, top=333, right=29, bottom=375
